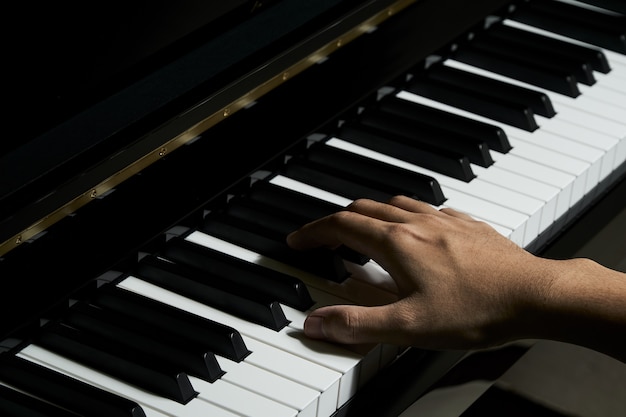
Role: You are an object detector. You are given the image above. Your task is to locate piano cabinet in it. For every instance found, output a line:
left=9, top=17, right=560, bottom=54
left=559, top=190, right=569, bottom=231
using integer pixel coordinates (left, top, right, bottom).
left=1, top=0, right=624, bottom=416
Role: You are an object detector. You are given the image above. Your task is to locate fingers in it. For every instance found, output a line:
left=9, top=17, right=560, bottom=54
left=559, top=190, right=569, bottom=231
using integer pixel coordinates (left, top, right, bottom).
left=386, top=195, right=477, bottom=222
left=385, top=195, right=439, bottom=215
left=286, top=209, right=388, bottom=258
left=352, top=196, right=438, bottom=220
left=286, top=197, right=438, bottom=253
left=439, top=207, right=475, bottom=221
left=304, top=303, right=415, bottom=346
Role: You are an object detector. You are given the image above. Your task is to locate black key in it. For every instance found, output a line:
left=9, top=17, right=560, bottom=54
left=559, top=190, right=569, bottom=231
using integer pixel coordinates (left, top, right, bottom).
left=338, top=124, right=475, bottom=182
left=281, top=158, right=397, bottom=201
left=406, top=77, right=539, bottom=131
left=489, top=22, right=611, bottom=74
left=63, top=302, right=224, bottom=382
left=37, top=322, right=198, bottom=404
left=377, top=95, right=512, bottom=153
left=223, top=197, right=313, bottom=240
left=427, top=62, right=557, bottom=118
left=302, top=141, right=447, bottom=204
left=201, top=215, right=350, bottom=282
left=68, top=300, right=227, bottom=378
left=223, top=195, right=369, bottom=265
left=246, top=180, right=371, bottom=264
left=0, top=354, right=146, bottom=417
left=358, top=108, right=496, bottom=165
left=93, top=285, right=251, bottom=362
left=482, top=28, right=597, bottom=85
left=135, top=255, right=289, bottom=331
left=510, top=0, right=626, bottom=53
left=249, top=180, right=344, bottom=220
left=453, top=38, right=581, bottom=97
left=0, top=383, right=90, bottom=417
left=578, top=0, right=626, bottom=14
left=164, top=237, right=315, bottom=310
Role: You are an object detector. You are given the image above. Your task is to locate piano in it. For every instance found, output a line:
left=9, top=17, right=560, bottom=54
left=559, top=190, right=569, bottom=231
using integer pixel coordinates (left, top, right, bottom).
left=1, top=0, right=624, bottom=415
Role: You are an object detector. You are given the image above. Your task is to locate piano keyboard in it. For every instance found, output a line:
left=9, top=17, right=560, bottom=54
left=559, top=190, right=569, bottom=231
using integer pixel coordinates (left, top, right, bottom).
left=1, top=1, right=624, bottom=416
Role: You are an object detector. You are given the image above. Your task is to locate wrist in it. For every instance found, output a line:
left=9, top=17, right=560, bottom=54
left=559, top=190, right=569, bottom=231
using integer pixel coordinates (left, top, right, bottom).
left=518, top=258, right=626, bottom=361
left=491, top=255, right=561, bottom=343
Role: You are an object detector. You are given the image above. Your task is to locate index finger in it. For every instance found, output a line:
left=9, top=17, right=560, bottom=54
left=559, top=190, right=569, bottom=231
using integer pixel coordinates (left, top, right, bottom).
left=286, top=210, right=390, bottom=260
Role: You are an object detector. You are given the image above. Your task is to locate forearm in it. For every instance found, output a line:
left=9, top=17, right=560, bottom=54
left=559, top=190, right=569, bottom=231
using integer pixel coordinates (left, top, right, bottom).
left=519, top=258, right=626, bottom=362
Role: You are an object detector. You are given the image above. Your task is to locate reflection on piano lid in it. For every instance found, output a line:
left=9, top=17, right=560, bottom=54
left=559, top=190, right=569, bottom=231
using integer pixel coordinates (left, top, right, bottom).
left=1, top=1, right=625, bottom=417
left=0, top=0, right=418, bottom=258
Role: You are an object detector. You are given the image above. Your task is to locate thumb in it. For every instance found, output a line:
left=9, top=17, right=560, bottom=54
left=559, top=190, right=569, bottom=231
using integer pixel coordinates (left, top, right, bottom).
left=304, top=304, right=404, bottom=345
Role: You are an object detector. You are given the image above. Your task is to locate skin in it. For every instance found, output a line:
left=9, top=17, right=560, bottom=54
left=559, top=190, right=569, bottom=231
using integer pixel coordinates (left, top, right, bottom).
left=286, top=196, right=626, bottom=362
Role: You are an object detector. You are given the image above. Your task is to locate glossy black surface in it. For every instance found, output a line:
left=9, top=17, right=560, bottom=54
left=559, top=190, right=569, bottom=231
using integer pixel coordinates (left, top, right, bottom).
left=2, top=1, right=624, bottom=415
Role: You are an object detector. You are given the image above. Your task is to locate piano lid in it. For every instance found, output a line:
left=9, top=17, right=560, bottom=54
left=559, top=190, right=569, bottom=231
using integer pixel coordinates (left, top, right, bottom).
left=1, top=0, right=416, bottom=257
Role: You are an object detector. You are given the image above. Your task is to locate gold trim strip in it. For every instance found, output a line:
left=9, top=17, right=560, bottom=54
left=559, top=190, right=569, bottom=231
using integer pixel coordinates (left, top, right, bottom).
left=0, top=0, right=416, bottom=257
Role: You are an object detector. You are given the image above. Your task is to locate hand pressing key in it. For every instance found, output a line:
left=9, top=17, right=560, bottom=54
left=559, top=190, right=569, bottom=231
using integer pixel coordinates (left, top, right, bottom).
left=287, top=196, right=626, bottom=362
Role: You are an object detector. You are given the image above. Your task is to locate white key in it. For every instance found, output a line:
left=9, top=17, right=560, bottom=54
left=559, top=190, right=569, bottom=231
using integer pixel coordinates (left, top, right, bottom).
left=548, top=83, right=626, bottom=126
left=283, top=287, right=354, bottom=334
left=119, top=250, right=345, bottom=416
left=443, top=59, right=626, bottom=169
left=448, top=26, right=626, bottom=137
left=540, top=96, right=625, bottom=138
left=470, top=164, right=559, bottom=233
left=274, top=167, right=517, bottom=242
left=517, top=118, right=605, bottom=191
left=184, top=230, right=389, bottom=388
left=596, top=66, right=626, bottom=87
left=445, top=187, right=528, bottom=245
left=508, top=139, right=590, bottom=200
left=533, top=117, right=619, bottom=179
left=580, top=80, right=626, bottom=108
left=243, top=338, right=341, bottom=417
left=605, top=51, right=626, bottom=67
left=118, top=276, right=364, bottom=408
left=272, top=174, right=461, bottom=294
left=270, top=175, right=352, bottom=207
left=190, top=363, right=308, bottom=417
left=195, top=377, right=299, bottom=417
left=19, top=345, right=240, bottom=417
left=404, top=72, right=599, bottom=196
left=270, top=173, right=493, bottom=248
left=215, top=355, right=319, bottom=417
left=174, top=230, right=402, bottom=408
left=282, top=286, right=385, bottom=388
left=184, top=226, right=399, bottom=399
left=325, top=138, right=537, bottom=245
left=287, top=275, right=399, bottom=406
left=466, top=214, right=515, bottom=240
left=395, top=90, right=587, bottom=209
left=27, top=346, right=301, bottom=417
left=272, top=164, right=524, bottom=238
left=185, top=231, right=397, bottom=307
left=140, top=405, right=173, bottom=417
left=490, top=151, right=575, bottom=219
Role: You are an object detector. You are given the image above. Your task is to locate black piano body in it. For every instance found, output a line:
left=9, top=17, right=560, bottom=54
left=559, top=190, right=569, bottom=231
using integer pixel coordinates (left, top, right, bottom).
left=1, top=0, right=624, bottom=416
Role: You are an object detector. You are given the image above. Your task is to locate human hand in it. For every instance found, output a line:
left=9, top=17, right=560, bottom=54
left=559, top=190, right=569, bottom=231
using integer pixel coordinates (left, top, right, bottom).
left=286, top=195, right=551, bottom=351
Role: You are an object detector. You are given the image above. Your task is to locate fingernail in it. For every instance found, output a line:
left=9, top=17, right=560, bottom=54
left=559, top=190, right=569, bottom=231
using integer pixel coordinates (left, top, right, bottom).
left=304, top=315, right=326, bottom=339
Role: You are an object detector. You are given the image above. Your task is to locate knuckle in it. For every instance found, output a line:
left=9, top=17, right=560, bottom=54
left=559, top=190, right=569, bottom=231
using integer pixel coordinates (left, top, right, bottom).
left=330, top=309, right=359, bottom=343
left=329, top=209, right=355, bottom=225
left=387, top=220, right=424, bottom=237
left=346, top=198, right=370, bottom=211
left=387, top=195, right=408, bottom=205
